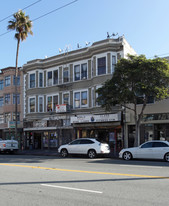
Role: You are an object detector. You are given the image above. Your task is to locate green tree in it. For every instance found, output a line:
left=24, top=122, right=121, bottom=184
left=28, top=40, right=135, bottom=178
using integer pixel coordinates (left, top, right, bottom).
left=97, top=55, right=169, bottom=146
left=7, top=10, right=33, bottom=143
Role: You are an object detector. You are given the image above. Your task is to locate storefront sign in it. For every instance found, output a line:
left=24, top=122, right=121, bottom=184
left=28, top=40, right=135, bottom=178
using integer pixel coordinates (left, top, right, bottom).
left=8, top=121, right=21, bottom=128
left=56, top=104, right=67, bottom=113
left=33, top=120, right=47, bottom=128
left=71, top=113, right=120, bottom=124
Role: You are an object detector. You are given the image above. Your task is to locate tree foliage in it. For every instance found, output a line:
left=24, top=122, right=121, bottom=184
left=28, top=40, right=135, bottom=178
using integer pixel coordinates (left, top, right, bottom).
left=97, top=55, right=169, bottom=146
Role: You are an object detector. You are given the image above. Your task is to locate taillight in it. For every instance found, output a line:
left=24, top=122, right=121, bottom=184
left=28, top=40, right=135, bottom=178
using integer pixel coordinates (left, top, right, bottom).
left=3, top=143, right=6, bottom=147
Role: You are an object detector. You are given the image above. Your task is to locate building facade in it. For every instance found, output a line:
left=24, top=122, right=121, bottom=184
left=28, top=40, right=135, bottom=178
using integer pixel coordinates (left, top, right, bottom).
left=0, top=67, right=23, bottom=146
left=22, top=37, right=136, bottom=152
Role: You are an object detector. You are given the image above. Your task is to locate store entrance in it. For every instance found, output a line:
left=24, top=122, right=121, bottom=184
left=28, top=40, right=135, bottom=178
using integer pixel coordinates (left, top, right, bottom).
left=34, top=133, right=42, bottom=149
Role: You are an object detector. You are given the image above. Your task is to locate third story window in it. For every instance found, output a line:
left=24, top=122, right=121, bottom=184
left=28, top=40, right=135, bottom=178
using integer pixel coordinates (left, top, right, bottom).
left=0, top=80, right=4, bottom=90
left=5, top=76, right=11, bottom=87
left=5, top=94, right=10, bottom=104
left=97, top=57, right=106, bottom=75
left=13, top=94, right=20, bottom=104
left=30, top=98, right=35, bottom=112
left=30, top=73, right=35, bottom=88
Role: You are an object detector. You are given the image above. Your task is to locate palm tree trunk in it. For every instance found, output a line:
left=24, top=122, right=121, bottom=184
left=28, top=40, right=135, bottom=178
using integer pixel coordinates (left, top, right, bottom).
left=15, top=38, right=20, bottom=145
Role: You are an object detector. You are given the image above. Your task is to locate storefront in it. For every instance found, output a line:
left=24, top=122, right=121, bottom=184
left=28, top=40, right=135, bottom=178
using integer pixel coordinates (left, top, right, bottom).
left=71, top=113, right=123, bottom=155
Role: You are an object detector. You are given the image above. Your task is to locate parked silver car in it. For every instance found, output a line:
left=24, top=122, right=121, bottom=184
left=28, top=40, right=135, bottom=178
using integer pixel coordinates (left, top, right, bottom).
left=58, top=138, right=110, bottom=158
left=119, top=140, right=169, bottom=162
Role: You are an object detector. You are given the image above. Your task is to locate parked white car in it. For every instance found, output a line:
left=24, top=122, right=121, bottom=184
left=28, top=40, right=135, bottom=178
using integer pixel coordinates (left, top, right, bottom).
left=58, top=138, right=110, bottom=158
left=0, top=138, right=18, bottom=153
left=119, top=140, right=169, bottom=162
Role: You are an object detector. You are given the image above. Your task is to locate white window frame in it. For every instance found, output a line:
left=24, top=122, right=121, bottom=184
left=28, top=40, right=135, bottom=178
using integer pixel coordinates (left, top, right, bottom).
left=46, top=93, right=59, bottom=112
left=38, top=71, right=44, bottom=88
left=73, top=60, right=88, bottom=82
left=28, top=96, right=36, bottom=113
left=28, top=72, right=36, bottom=89
left=73, top=89, right=88, bottom=109
left=38, top=96, right=44, bottom=113
left=62, top=92, right=70, bottom=105
left=96, top=53, right=107, bottom=76
left=46, top=67, right=59, bottom=87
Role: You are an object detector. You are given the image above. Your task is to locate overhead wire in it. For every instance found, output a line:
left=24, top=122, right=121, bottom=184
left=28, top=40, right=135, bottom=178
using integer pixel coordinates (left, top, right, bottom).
left=0, top=0, right=78, bottom=37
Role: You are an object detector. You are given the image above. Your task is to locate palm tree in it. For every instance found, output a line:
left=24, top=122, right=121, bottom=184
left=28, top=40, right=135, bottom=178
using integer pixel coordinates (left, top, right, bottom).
left=7, top=10, right=33, bottom=147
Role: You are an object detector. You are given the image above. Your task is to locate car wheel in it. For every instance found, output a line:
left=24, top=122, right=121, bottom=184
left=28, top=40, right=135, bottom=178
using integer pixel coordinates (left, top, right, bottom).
left=88, top=149, right=96, bottom=159
left=164, top=152, right=169, bottom=162
left=61, top=149, right=68, bottom=158
left=123, top=151, right=132, bottom=161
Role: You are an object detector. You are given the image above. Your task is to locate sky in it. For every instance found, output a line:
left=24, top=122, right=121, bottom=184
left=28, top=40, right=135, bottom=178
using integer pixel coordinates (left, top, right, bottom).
left=1, top=0, right=169, bottom=68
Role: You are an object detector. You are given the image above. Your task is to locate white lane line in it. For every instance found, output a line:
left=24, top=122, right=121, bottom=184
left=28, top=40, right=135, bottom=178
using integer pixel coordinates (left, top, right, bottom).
left=120, top=165, right=163, bottom=169
left=41, top=184, right=103, bottom=194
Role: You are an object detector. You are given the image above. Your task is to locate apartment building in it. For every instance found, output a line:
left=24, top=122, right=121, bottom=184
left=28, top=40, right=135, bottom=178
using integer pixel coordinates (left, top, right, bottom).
left=0, top=67, right=23, bottom=144
left=22, top=37, right=136, bottom=151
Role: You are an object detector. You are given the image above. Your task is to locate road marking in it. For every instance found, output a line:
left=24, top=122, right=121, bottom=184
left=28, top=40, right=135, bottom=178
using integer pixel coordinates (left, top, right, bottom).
left=120, top=165, right=163, bottom=169
left=41, top=184, right=103, bottom=194
left=0, top=163, right=169, bottom=179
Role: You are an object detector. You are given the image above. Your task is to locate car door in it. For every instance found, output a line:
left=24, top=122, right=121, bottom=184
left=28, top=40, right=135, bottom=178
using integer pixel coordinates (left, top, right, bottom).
left=67, top=139, right=81, bottom=154
left=135, top=142, right=154, bottom=159
left=79, top=139, right=95, bottom=154
left=152, top=142, right=169, bottom=159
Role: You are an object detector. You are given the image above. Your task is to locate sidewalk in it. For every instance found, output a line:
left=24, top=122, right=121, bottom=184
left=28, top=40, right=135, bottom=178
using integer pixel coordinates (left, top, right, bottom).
left=17, top=149, right=59, bottom=156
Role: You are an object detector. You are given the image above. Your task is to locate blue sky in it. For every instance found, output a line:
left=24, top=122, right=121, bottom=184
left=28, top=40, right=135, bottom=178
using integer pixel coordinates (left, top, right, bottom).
left=1, top=0, right=169, bottom=68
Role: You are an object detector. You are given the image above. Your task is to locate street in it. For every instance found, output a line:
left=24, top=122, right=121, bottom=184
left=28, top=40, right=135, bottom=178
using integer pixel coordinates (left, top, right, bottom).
left=0, top=155, right=169, bottom=206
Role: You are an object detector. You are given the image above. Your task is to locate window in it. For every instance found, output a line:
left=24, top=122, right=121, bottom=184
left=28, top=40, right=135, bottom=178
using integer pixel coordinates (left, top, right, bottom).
left=47, top=96, right=52, bottom=111
left=69, top=139, right=81, bottom=145
left=153, top=142, right=169, bottom=147
left=53, top=95, right=59, bottom=110
left=4, top=113, right=10, bottom=123
left=141, top=142, right=153, bottom=148
left=13, top=75, right=20, bottom=85
left=39, top=72, right=43, bottom=87
left=74, top=90, right=88, bottom=108
left=0, top=80, right=4, bottom=90
left=63, top=93, right=69, bottom=105
left=74, top=92, right=80, bottom=108
left=53, top=70, right=58, bottom=85
left=97, top=57, right=106, bottom=75
left=30, top=73, right=35, bottom=88
left=74, top=65, right=80, bottom=81
left=38, top=96, right=44, bottom=112
left=13, top=94, right=20, bottom=104
left=5, top=76, right=11, bottom=87
left=63, top=68, right=69, bottom=83
left=12, top=112, right=20, bottom=121
left=81, top=63, right=87, bottom=79
left=112, top=56, right=116, bottom=73
left=74, top=63, right=88, bottom=81
left=29, top=97, right=35, bottom=112
left=47, top=71, right=52, bottom=86
left=0, top=97, right=3, bottom=107
left=5, top=94, right=10, bottom=104
left=0, top=114, right=4, bottom=124
left=81, top=91, right=87, bottom=106
left=80, top=140, right=94, bottom=144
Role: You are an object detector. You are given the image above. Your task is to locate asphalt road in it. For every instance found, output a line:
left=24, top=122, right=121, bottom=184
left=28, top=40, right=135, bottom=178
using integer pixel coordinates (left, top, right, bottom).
left=0, top=155, right=169, bottom=206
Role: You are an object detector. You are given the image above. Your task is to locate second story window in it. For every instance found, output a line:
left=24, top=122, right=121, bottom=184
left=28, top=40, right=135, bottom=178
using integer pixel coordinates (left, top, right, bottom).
left=38, top=96, right=44, bottom=112
left=39, top=72, right=43, bottom=87
left=97, top=57, right=106, bottom=75
left=29, top=97, right=35, bottom=112
left=0, top=114, right=4, bottom=124
left=5, top=94, right=10, bottom=105
left=5, top=76, right=11, bottom=87
left=63, top=93, right=69, bottom=105
left=47, top=96, right=52, bottom=111
left=0, top=80, right=4, bottom=90
left=30, top=73, right=35, bottom=88
left=4, top=113, right=10, bottom=123
left=13, top=75, right=20, bottom=85
left=13, top=94, right=20, bottom=104
left=74, top=90, right=88, bottom=108
left=0, top=97, right=3, bottom=107
left=12, top=112, right=20, bottom=121
left=53, top=95, right=58, bottom=110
